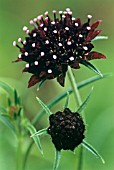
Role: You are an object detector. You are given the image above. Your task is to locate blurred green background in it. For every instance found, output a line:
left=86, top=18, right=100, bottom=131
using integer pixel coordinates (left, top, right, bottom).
left=0, top=0, right=114, bottom=170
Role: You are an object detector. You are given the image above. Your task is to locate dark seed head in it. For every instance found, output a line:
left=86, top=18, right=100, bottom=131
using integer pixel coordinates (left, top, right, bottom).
left=13, top=8, right=106, bottom=88
left=47, top=108, right=85, bottom=151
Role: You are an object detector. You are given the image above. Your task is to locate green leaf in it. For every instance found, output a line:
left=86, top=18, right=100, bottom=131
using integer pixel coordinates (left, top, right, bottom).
left=81, top=60, right=103, bottom=77
left=77, top=87, right=93, bottom=113
left=26, top=122, right=43, bottom=155
left=92, top=36, right=108, bottom=41
left=82, top=140, right=105, bottom=164
left=0, top=107, right=7, bottom=114
left=7, top=97, right=12, bottom=107
left=0, top=81, right=14, bottom=97
left=32, top=74, right=110, bottom=125
left=37, top=79, right=45, bottom=91
left=14, top=89, right=19, bottom=105
left=53, top=149, right=61, bottom=170
left=36, top=97, right=52, bottom=116
left=77, top=73, right=111, bottom=89
left=0, top=114, right=15, bottom=133
left=30, top=128, right=48, bottom=137
left=64, top=91, right=69, bottom=109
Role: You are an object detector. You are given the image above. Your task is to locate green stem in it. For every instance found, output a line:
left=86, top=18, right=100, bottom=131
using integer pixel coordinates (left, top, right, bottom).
left=67, top=67, right=82, bottom=107
left=16, top=136, right=23, bottom=170
left=67, top=67, right=84, bottom=170
left=22, top=141, right=34, bottom=170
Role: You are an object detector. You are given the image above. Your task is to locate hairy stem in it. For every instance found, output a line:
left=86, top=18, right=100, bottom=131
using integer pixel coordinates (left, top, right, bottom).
left=67, top=66, right=84, bottom=170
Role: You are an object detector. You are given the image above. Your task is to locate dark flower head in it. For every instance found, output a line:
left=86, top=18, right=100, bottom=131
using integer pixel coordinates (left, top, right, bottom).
left=47, top=108, right=85, bottom=151
left=13, top=8, right=106, bottom=88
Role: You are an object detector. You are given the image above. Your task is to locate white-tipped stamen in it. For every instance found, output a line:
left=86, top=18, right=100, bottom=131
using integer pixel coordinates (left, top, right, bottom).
left=64, top=11, right=67, bottom=15
left=65, top=27, right=69, bottom=31
left=44, top=27, right=47, bottom=31
left=45, top=40, right=49, bottom=44
left=37, top=15, right=42, bottom=20
left=53, top=55, right=57, bottom=59
left=79, top=34, right=83, bottom=38
left=18, top=38, right=22, bottom=43
left=51, top=21, right=55, bottom=25
left=88, top=15, right=92, bottom=19
left=75, top=23, right=79, bottom=27
left=66, top=8, right=71, bottom=12
left=48, top=69, right=52, bottom=74
left=76, top=52, right=78, bottom=55
left=40, top=23, right=44, bottom=27
left=32, top=43, right=35, bottom=47
left=23, top=26, right=28, bottom=32
left=68, top=11, right=72, bottom=15
left=25, top=52, right=28, bottom=56
left=33, top=33, right=37, bottom=37
left=53, top=30, right=57, bottom=34
left=53, top=10, right=56, bottom=14
left=41, top=52, right=45, bottom=56
left=30, top=20, right=34, bottom=25
left=62, top=15, right=65, bottom=18
left=58, top=43, right=62, bottom=47
left=59, top=11, right=63, bottom=14
left=86, top=26, right=91, bottom=30
left=13, top=41, right=17, bottom=46
left=23, top=40, right=26, bottom=45
left=72, top=17, right=75, bottom=21
left=44, top=11, right=48, bottom=16
left=25, top=63, right=29, bottom=68
left=67, top=41, right=72, bottom=45
left=33, top=18, right=37, bottom=22
left=18, top=54, right=22, bottom=59
left=83, top=46, right=88, bottom=51
left=26, top=30, right=30, bottom=34
left=69, top=56, right=74, bottom=61
left=34, top=61, right=38, bottom=65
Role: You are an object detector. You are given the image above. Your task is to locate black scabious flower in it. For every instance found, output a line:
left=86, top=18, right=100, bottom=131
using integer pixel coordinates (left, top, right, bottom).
left=47, top=108, right=85, bottom=151
left=13, top=8, right=106, bottom=88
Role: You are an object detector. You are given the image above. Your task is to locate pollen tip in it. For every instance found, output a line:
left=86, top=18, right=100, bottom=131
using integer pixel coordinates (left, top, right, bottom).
left=25, top=52, right=28, bottom=56
left=29, top=20, right=34, bottom=25
left=87, top=15, right=92, bottom=19
left=13, top=41, right=17, bottom=46
left=53, top=10, right=56, bottom=14
left=23, top=26, right=28, bottom=31
left=33, top=18, right=37, bottom=22
left=66, top=8, right=71, bottom=12
left=18, top=38, right=22, bottom=43
left=44, top=11, right=48, bottom=16
left=59, top=11, right=63, bottom=14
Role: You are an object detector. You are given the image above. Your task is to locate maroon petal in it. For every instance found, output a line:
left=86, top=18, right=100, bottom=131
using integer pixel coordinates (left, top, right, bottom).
left=75, top=18, right=81, bottom=26
left=13, top=58, right=22, bottom=62
left=86, top=30, right=102, bottom=41
left=57, top=74, right=66, bottom=87
left=87, top=51, right=106, bottom=60
left=22, top=67, right=28, bottom=72
left=39, top=71, right=46, bottom=78
left=91, top=20, right=102, bottom=31
left=70, top=61, right=80, bottom=69
left=28, top=75, right=41, bottom=88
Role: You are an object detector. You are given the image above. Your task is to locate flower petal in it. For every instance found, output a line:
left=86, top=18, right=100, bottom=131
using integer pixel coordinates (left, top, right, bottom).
left=70, top=61, right=80, bottom=69
left=91, top=20, right=102, bottom=31
left=87, top=52, right=106, bottom=60
left=28, top=75, right=41, bottom=88
left=13, top=58, right=22, bottom=62
left=57, top=73, right=66, bottom=87
left=86, top=30, right=102, bottom=41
